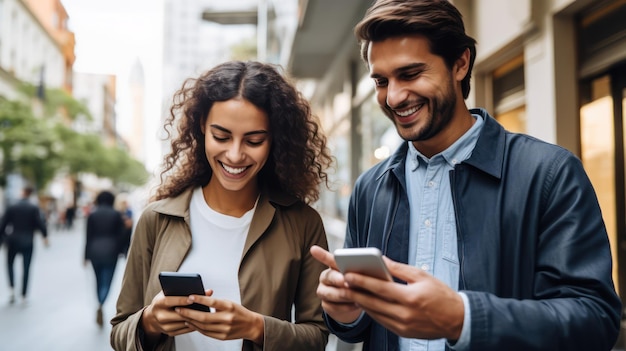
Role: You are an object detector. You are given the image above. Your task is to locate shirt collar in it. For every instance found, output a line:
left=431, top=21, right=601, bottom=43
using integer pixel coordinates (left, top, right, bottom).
left=407, top=113, right=484, bottom=171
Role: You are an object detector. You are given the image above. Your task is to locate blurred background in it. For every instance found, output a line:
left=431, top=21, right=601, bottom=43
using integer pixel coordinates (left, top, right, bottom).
left=1, top=0, right=626, bottom=349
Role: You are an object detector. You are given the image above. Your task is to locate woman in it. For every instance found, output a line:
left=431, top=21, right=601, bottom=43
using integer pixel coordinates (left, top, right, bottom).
left=84, top=190, right=125, bottom=326
left=111, top=61, right=333, bottom=351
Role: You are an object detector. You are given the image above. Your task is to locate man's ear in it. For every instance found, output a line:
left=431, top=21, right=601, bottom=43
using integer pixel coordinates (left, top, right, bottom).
left=454, top=48, right=471, bottom=83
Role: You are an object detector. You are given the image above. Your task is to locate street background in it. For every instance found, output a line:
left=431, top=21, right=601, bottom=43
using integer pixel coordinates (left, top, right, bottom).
left=0, top=217, right=124, bottom=351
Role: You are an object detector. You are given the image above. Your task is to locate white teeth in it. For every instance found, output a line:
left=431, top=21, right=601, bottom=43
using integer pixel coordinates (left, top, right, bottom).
left=396, top=104, right=422, bottom=117
left=222, top=164, right=246, bottom=175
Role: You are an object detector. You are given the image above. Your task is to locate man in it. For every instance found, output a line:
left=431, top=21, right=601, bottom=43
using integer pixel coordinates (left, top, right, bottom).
left=310, top=0, right=621, bottom=350
left=0, top=186, right=48, bottom=304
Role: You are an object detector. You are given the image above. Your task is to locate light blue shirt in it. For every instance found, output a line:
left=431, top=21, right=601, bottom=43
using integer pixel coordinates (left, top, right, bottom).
left=400, top=114, right=483, bottom=351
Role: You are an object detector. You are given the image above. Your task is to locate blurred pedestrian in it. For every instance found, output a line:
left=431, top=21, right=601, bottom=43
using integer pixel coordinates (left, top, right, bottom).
left=111, top=60, right=333, bottom=351
left=84, top=190, right=125, bottom=327
left=64, top=205, right=76, bottom=230
left=117, top=199, right=133, bottom=257
left=0, top=186, right=49, bottom=304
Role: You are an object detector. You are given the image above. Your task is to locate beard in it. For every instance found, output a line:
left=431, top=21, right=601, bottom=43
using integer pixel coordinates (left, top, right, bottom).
left=384, top=75, right=457, bottom=142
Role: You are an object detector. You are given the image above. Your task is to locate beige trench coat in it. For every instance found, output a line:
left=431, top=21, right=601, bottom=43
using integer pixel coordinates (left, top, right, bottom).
left=110, top=188, right=329, bottom=351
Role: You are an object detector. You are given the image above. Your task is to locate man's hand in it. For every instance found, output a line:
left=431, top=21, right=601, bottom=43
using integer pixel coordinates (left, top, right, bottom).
left=341, top=256, right=465, bottom=340
left=309, top=245, right=364, bottom=324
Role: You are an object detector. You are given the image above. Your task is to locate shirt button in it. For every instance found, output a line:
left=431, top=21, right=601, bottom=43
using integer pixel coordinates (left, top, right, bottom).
left=428, top=181, right=435, bottom=187
left=421, top=264, right=429, bottom=271
left=424, top=219, right=431, bottom=227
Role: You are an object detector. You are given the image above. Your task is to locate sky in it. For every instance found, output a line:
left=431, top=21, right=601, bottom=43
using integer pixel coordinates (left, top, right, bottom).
left=60, top=0, right=165, bottom=172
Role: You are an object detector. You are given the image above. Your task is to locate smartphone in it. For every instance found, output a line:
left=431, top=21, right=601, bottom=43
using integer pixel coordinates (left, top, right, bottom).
left=158, top=272, right=211, bottom=312
left=334, top=247, right=392, bottom=281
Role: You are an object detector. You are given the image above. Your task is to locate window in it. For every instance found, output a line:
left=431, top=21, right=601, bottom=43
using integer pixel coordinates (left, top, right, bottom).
left=492, top=54, right=526, bottom=133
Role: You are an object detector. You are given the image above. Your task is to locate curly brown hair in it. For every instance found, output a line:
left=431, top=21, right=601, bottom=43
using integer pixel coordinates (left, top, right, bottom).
left=153, top=61, right=333, bottom=204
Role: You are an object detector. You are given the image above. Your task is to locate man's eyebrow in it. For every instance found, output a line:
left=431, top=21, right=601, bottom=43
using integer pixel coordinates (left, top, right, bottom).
left=370, top=62, right=428, bottom=78
left=209, top=124, right=268, bottom=136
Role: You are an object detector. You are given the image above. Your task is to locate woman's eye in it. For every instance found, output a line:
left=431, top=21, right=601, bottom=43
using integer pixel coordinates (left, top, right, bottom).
left=212, top=135, right=228, bottom=142
left=247, top=139, right=266, bottom=146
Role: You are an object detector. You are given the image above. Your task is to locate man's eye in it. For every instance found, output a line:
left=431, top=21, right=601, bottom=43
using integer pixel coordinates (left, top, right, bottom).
left=374, top=78, right=388, bottom=87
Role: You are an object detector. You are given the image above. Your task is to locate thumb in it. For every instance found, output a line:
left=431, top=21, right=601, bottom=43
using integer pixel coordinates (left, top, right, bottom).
left=382, top=256, right=425, bottom=283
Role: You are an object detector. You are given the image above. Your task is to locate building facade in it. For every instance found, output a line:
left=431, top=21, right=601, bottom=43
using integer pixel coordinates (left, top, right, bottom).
left=289, top=0, right=626, bottom=347
left=0, top=0, right=68, bottom=99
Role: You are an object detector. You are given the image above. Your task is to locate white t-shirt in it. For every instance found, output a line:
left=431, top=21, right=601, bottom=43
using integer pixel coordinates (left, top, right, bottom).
left=175, top=187, right=254, bottom=351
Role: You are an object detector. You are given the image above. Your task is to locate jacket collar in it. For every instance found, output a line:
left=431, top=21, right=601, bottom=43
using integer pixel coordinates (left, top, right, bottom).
left=463, top=108, right=505, bottom=180
left=385, top=108, right=505, bottom=183
left=150, top=186, right=300, bottom=260
left=151, top=185, right=299, bottom=218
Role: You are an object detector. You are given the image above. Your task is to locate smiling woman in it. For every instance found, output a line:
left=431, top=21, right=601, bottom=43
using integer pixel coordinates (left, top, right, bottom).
left=110, top=60, right=334, bottom=351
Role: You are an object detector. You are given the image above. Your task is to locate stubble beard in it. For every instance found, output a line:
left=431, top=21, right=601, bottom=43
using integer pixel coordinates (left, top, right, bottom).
left=386, top=76, right=457, bottom=142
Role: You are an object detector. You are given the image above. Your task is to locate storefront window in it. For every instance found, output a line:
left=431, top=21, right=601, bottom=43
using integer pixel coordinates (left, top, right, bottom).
left=493, top=54, right=526, bottom=133
left=580, top=74, right=618, bottom=291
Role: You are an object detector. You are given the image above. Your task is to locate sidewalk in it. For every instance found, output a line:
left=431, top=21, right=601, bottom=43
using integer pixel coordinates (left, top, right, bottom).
left=0, top=217, right=125, bottom=351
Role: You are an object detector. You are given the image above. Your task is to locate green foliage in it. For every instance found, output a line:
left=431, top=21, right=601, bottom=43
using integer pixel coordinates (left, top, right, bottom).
left=0, top=87, right=149, bottom=192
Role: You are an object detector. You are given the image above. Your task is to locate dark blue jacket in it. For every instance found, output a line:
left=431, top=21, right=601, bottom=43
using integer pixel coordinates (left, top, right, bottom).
left=326, top=109, right=621, bottom=351
left=0, top=198, right=47, bottom=248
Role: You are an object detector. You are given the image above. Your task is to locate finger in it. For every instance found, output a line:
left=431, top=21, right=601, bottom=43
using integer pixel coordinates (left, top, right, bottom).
left=310, top=245, right=339, bottom=270
left=316, top=279, right=354, bottom=303
left=344, top=285, right=404, bottom=321
left=165, top=295, right=202, bottom=309
left=163, top=324, right=195, bottom=336
left=191, top=294, right=239, bottom=312
left=382, top=256, right=428, bottom=283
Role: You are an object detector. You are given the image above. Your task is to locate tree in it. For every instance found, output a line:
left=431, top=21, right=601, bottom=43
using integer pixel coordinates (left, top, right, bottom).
left=0, top=85, right=150, bottom=195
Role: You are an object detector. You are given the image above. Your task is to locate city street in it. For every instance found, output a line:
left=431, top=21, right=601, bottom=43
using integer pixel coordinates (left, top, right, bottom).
left=0, top=217, right=123, bottom=351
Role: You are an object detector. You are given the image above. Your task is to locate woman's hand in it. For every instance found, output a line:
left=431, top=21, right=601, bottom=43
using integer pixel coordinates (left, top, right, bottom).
left=175, top=295, right=265, bottom=345
left=141, top=290, right=214, bottom=339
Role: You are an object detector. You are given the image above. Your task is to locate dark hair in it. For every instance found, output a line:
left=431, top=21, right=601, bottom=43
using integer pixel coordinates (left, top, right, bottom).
left=355, top=0, right=477, bottom=98
left=96, top=191, right=115, bottom=207
left=22, top=186, right=34, bottom=198
left=154, top=61, right=333, bottom=204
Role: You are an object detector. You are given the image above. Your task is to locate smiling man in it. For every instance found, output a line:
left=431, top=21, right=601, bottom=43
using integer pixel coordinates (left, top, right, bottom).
left=310, top=0, right=622, bottom=350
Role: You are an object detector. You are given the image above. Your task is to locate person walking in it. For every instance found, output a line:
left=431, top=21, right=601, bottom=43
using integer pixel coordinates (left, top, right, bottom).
left=117, top=198, right=133, bottom=257
left=111, top=60, right=333, bottom=351
left=310, top=0, right=621, bottom=350
left=0, top=186, right=49, bottom=304
left=84, top=190, right=125, bottom=327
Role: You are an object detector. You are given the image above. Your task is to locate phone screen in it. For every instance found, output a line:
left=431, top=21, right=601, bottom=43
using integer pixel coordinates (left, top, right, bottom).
left=158, top=272, right=211, bottom=312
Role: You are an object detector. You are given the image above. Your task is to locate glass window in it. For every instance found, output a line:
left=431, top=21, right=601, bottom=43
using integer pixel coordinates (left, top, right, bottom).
left=580, top=74, right=618, bottom=291
left=493, top=54, right=526, bottom=133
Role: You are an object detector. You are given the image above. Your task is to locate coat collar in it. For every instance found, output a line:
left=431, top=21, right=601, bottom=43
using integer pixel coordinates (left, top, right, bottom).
left=150, top=186, right=300, bottom=259
left=151, top=186, right=299, bottom=218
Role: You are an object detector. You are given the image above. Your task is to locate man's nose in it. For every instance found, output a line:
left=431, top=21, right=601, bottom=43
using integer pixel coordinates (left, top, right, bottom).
left=386, top=80, right=408, bottom=108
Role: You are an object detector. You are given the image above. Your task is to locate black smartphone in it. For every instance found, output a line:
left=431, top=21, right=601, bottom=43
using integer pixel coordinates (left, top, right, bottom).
left=158, top=272, right=211, bottom=312
left=334, top=247, right=392, bottom=281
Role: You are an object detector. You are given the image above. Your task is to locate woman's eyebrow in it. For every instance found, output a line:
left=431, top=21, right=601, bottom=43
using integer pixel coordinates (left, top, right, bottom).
left=209, top=124, right=268, bottom=136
